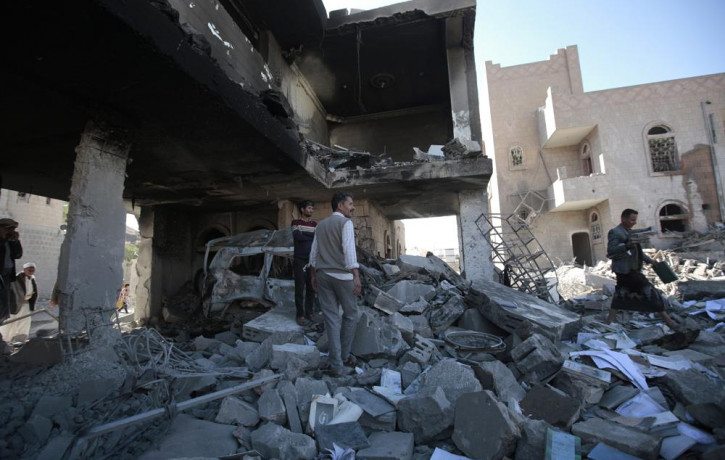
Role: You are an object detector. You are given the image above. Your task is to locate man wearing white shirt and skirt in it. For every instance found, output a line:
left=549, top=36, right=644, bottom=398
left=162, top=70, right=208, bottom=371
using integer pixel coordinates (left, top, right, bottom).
left=309, top=192, right=361, bottom=375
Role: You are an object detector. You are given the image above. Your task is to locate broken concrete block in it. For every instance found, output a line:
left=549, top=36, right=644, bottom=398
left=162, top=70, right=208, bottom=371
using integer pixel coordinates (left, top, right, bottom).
left=351, top=309, right=409, bottom=359
left=598, top=384, right=639, bottom=410
left=390, top=312, right=415, bottom=344
left=278, top=380, right=303, bottom=434
left=78, top=378, right=118, bottom=406
left=358, top=410, right=397, bottom=431
left=172, top=374, right=217, bottom=399
left=397, top=386, right=454, bottom=443
left=343, top=388, right=395, bottom=418
left=457, top=308, right=508, bottom=336
left=678, top=280, right=725, bottom=300
left=655, top=368, right=725, bottom=406
left=452, top=390, right=521, bottom=460
left=429, top=294, right=466, bottom=334
left=520, top=385, right=581, bottom=428
left=510, top=334, right=564, bottom=384
left=407, top=314, right=433, bottom=338
left=386, top=280, right=436, bottom=304
left=382, top=264, right=400, bottom=276
left=215, top=396, right=259, bottom=426
left=294, top=377, right=330, bottom=423
left=413, top=359, right=482, bottom=405
left=400, top=361, right=422, bottom=390
left=243, top=307, right=304, bottom=343
left=138, top=414, right=238, bottom=460
left=270, top=343, right=320, bottom=370
left=31, top=395, right=73, bottom=419
left=397, top=254, right=469, bottom=291
left=315, top=421, right=370, bottom=452
left=686, top=402, right=725, bottom=430
left=442, top=137, right=482, bottom=158
left=357, top=431, right=414, bottom=460
left=473, top=360, right=526, bottom=403
left=399, top=297, right=430, bottom=314
left=475, top=281, right=580, bottom=342
left=370, top=286, right=405, bottom=314
left=550, top=371, right=605, bottom=406
left=194, top=335, right=222, bottom=352
left=246, top=330, right=304, bottom=371
left=571, top=418, right=662, bottom=460
left=36, top=432, right=74, bottom=460
left=400, top=335, right=437, bottom=367
left=258, top=388, right=287, bottom=425
left=214, top=330, right=239, bottom=346
left=628, top=326, right=667, bottom=345
left=250, top=422, right=317, bottom=460
left=284, top=355, right=308, bottom=382
left=18, top=414, right=52, bottom=444
left=514, top=418, right=552, bottom=460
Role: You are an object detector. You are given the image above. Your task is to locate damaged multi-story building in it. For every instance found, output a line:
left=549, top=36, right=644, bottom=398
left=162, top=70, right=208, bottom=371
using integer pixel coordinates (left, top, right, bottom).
left=484, top=45, right=725, bottom=267
left=1, top=0, right=491, bottom=333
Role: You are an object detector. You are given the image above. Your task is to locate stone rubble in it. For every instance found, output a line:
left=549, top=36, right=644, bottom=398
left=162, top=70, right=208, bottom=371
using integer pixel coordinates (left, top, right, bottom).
left=0, top=251, right=724, bottom=460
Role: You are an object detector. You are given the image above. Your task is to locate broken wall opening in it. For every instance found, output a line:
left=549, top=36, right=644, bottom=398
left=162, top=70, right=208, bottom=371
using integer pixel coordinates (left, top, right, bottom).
left=402, top=216, right=460, bottom=272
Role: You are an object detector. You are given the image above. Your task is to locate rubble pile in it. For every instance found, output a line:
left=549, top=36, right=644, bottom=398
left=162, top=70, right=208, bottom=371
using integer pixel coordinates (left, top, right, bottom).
left=1, top=253, right=724, bottom=459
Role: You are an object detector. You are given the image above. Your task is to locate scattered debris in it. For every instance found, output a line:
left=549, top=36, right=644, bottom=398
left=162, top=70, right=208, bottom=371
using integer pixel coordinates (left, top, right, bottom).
left=1, top=248, right=724, bottom=460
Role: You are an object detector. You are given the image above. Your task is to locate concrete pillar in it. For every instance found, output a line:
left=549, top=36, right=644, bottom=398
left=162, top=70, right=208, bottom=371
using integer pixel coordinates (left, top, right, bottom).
left=134, top=206, right=161, bottom=321
left=56, top=121, right=129, bottom=343
left=458, top=189, right=494, bottom=287
left=446, top=15, right=481, bottom=142
left=278, top=200, right=296, bottom=228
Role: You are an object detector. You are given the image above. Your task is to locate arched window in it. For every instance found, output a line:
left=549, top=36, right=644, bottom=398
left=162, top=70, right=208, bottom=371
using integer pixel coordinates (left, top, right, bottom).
left=590, top=212, right=602, bottom=241
left=658, top=203, right=688, bottom=233
left=509, top=145, right=524, bottom=170
left=646, top=124, right=679, bottom=172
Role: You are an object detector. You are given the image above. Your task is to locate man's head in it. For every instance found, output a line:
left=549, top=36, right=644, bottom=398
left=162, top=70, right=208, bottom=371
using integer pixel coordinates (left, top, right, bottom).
left=331, top=192, right=354, bottom=218
left=0, top=218, right=19, bottom=239
left=621, top=209, right=639, bottom=229
left=297, top=200, right=315, bottom=218
left=22, top=262, right=36, bottom=277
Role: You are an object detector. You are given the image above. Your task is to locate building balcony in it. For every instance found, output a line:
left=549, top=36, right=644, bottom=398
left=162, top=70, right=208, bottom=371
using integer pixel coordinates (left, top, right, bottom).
left=538, top=87, right=596, bottom=148
left=547, top=168, right=609, bottom=212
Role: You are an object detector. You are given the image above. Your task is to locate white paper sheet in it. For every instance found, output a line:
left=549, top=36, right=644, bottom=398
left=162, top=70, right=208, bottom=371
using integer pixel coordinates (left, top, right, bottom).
left=571, top=349, right=649, bottom=389
left=705, top=298, right=725, bottom=320
left=615, top=393, right=666, bottom=417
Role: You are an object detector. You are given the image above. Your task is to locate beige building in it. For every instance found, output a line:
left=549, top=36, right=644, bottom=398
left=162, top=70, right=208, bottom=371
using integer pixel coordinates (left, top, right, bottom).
left=0, top=189, right=65, bottom=297
left=485, top=45, right=725, bottom=266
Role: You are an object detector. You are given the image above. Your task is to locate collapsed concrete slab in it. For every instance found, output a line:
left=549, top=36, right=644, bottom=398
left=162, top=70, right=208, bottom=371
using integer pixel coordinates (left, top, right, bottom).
left=653, top=369, right=725, bottom=406
left=138, top=414, right=238, bottom=460
left=519, top=385, right=581, bottom=428
left=386, top=280, right=436, bottom=304
left=357, top=431, right=414, bottom=460
left=270, top=343, right=321, bottom=370
left=409, top=359, right=482, bottom=405
left=571, top=418, right=662, bottom=460
left=472, top=282, right=580, bottom=342
left=351, top=309, right=409, bottom=359
left=215, top=396, right=259, bottom=426
left=452, top=390, right=521, bottom=460
left=250, top=422, right=317, bottom=460
left=242, top=306, right=303, bottom=342
left=473, top=360, right=526, bottom=403
left=429, top=294, right=466, bottom=334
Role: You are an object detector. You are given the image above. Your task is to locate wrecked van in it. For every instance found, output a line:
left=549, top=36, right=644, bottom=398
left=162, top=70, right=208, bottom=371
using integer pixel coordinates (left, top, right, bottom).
left=201, top=228, right=295, bottom=316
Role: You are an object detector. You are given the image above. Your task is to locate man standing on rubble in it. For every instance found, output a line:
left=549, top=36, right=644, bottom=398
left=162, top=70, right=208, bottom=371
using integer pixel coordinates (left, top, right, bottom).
left=0, top=218, right=23, bottom=351
left=292, top=200, right=317, bottom=325
left=606, top=209, right=677, bottom=329
left=309, top=192, right=361, bottom=375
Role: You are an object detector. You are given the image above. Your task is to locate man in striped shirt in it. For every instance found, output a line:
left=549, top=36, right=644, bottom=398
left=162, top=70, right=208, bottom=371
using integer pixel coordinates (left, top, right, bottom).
left=310, top=192, right=361, bottom=375
left=292, top=200, right=317, bottom=325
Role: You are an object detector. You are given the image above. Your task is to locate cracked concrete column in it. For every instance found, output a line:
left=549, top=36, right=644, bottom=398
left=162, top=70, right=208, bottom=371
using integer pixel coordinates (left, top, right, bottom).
left=458, top=189, right=494, bottom=287
left=56, top=121, right=130, bottom=343
left=446, top=14, right=482, bottom=142
left=134, top=206, right=161, bottom=321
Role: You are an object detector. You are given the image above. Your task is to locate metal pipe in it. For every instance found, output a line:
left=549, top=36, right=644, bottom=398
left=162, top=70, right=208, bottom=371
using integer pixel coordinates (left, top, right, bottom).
left=80, top=373, right=280, bottom=439
left=701, top=101, right=725, bottom=221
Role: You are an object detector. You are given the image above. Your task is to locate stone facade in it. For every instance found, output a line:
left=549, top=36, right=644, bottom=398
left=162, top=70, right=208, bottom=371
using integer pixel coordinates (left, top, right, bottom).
left=486, top=45, right=725, bottom=266
left=0, top=189, right=65, bottom=298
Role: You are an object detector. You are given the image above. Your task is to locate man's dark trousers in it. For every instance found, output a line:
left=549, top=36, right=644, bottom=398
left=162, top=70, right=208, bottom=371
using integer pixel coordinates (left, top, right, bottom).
left=294, top=258, right=314, bottom=318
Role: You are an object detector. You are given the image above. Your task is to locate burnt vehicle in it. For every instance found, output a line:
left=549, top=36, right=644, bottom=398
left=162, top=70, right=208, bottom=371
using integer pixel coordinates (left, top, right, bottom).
left=201, top=228, right=295, bottom=316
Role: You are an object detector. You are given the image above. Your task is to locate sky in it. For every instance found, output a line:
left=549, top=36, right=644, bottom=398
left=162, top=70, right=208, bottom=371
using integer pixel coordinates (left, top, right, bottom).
left=130, top=1, right=725, bottom=245
left=322, top=0, right=725, bottom=253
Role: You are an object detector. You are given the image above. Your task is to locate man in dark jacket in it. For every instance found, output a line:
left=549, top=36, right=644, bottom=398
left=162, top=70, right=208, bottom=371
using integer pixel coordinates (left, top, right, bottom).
left=292, top=200, right=317, bottom=325
left=606, top=209, right=676, bottom=328
left=0, top=218, right=23, bottom=324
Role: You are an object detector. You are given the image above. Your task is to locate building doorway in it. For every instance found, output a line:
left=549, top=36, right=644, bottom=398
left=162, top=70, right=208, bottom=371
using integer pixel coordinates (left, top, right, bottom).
left=571, top=232, right=593, bottom=266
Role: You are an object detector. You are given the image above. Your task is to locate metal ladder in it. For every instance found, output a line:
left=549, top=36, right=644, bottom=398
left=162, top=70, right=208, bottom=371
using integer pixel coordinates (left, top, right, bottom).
left=475, top=213, right=559, bottom=303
